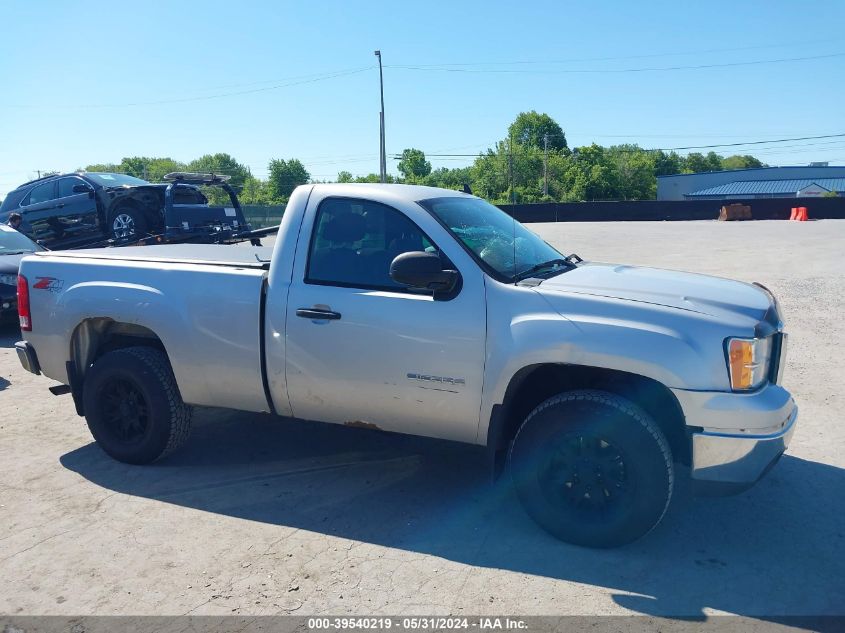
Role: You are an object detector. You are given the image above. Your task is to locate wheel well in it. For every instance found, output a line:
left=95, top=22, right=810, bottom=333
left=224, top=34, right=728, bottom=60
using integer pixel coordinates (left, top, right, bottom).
left=489, top=364, right=690, bottom=472
left=109, top=197, right=159, bottom=230
left=109, top=197, right=142, bottom=218
left=70, top=318, right=165, bottom=386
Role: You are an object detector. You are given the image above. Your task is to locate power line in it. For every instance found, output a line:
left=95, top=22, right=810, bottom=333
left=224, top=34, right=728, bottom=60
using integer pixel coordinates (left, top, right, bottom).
left=3, top=66, right=374, bottom=109
left=652, top=132, right=845, bottom=151
left=387, top=52, right=845, bottom=75
left=399, top=132, right=845, bottom=157
left=390, top=37, right=842, bottom=68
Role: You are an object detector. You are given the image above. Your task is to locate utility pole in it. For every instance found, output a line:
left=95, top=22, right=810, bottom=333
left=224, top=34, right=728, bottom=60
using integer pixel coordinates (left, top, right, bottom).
left=509, top=133, right=515, bottom=205
left=543, top=133, right=549, bottom=197
left=374, top=50, right=386, bottom=183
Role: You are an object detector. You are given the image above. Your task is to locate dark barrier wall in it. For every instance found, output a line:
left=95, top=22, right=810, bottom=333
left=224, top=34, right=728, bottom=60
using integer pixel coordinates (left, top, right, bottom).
left=497, top=196, right=845, bottom=223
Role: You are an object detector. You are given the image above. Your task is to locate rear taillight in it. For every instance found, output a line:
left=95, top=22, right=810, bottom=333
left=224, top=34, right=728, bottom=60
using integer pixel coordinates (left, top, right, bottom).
left=17, top=274, right=31, bottom=331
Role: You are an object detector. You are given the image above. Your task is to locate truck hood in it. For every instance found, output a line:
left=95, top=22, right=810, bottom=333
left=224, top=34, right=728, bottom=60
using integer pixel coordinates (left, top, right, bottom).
left=535, top=262, right=772, bottom=322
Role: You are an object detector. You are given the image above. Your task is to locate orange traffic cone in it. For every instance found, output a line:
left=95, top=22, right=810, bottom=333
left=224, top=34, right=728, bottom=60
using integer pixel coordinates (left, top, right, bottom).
left=798, top=206, right=808, bottom=221
left=790, top=207, right=798, bottom=220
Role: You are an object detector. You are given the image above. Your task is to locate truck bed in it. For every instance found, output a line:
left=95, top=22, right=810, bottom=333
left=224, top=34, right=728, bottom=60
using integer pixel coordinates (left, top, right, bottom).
left=37, top=244, right=273, bottom=269
left=21, top=244, right=272, bottom=413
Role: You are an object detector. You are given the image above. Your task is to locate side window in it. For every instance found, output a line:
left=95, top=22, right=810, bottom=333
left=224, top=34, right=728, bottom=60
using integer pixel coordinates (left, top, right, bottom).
left=22, top=181, right=56, bottom=206
left=57, top=177, right=88, bottom=199
left=307, top=198, right=437, bottom=291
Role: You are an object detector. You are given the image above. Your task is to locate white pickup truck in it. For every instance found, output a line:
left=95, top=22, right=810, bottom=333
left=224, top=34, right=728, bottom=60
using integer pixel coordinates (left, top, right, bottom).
left=15, top=184, right=796, bottom=547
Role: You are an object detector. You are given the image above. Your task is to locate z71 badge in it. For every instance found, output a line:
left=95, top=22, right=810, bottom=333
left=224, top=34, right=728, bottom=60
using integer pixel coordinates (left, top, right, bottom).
left=33, top=277, right=64, bottom=293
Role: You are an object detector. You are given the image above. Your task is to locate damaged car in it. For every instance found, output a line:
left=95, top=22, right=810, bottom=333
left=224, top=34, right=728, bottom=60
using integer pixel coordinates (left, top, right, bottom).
left=0, top=171, right=254, bottom=250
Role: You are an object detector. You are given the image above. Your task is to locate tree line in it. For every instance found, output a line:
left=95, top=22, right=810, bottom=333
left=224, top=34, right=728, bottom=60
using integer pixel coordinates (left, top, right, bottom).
left=388, top=111, right=766, bottom=203
left=79, top=111, right=769, bottom=206
left=84, top=153, right=309, bottom=205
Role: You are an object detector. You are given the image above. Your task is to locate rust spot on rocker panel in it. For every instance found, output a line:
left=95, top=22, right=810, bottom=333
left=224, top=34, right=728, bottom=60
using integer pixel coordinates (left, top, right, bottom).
left=344, top=420, right=381, bottom=430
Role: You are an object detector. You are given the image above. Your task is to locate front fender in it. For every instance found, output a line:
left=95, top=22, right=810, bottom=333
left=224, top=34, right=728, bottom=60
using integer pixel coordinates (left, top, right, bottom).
left=478, top=281, right=733, bottom=443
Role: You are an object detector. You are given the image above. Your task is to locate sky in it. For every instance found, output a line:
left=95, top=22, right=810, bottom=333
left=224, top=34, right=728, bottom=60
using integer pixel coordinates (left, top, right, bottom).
left=1, top=0, right=844, bottom=197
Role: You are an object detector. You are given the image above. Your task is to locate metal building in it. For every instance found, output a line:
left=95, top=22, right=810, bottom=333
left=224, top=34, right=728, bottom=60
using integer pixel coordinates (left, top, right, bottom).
left=657, top=166, right=845, bottom=201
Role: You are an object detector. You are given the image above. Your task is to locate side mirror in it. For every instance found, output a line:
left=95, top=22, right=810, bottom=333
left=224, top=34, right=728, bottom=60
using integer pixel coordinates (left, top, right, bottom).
left=72, top=184, right=93, bottom=194
left=390, top=251, right=458, bottom=293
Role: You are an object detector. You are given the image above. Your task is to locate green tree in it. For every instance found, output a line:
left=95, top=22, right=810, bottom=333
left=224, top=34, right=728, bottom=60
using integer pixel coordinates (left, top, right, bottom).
left=652, top=150, right=684, bottom=176
left=350, top=173, right=396, bottom=183
left=422, top=166, right=473, bottom=192
left=187, top=153, right=251, bottom=190
left=117, top=157, right=148, bottom=178
left=83, top=157, right=185, bottom=181
left=143, top=158, right=186, bottom=181
left=83, top=162, right=120, bottom=173
left=336, top=171, right=354, bottom=183
left=508, top=111, right=567, bottom=151
left=683, top=152, right=711, bottom=173
left=471, top=144, right=510, bottom=202
left=397, top=148, right=431, bottom=181
left=238, top=175, right=278, bottom=205
left=722, top=154, right=765, bottom=170
left=705, top=151, right=723, bottom=172
left=268, top=158, right=310, bottom=200
left=608, top=145, right=656, bottom=200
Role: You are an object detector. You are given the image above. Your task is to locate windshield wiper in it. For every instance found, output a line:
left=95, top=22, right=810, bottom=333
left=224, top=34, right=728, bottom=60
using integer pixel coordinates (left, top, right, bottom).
left=513, top=253, right=582, bottom=282
left=0, top=250, right=29, bottom=256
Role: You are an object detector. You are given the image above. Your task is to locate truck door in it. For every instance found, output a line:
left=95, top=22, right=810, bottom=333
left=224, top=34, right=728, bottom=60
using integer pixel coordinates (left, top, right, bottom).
left=284, top=195, right=487, bottom=444
left=55, top=177, right=100, bottom=245
left=19, top=180, right=59, bottom=246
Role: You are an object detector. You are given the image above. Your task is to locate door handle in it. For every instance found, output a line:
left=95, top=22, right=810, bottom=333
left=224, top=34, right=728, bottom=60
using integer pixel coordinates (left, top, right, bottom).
left=55, top=203, right=65, bottom=208
left=296, top=308, right=341, bottom=320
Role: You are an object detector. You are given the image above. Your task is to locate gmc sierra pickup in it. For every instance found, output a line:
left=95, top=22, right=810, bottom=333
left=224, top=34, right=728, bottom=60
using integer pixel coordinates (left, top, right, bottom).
left=14, top=184, right=797, bottom=547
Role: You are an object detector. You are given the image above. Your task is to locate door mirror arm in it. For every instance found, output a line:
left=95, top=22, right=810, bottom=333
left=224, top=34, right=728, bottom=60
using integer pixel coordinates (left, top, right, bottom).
left=71, top=183, right=94, bottom=196
left=390, top=251, right=460, bottom=297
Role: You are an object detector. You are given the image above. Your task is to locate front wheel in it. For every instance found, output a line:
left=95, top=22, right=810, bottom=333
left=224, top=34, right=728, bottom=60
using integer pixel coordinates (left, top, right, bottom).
left=82, top=347, right=192, bottom=464
left=509, top=390, right=673, bottom=548
left=109, top=206, right=147, bottom=240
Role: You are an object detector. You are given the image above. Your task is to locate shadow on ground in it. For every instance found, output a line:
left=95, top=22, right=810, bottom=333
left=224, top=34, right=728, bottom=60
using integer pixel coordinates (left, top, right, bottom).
left=61, top=409, right=844, bottom=619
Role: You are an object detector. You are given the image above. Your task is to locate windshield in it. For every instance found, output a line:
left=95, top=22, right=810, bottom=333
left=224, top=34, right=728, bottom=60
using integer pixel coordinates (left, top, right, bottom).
left=84, top=173, right=149, bottom=187
left=418, top=196, right=566, bottom=282
left=0, top=224, right=43, bottom=254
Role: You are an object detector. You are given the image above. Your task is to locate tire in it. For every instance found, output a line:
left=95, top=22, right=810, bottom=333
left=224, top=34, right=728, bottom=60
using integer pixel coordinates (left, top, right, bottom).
left=508, top=389, right=673, bottom=548
left=109, top=205, right=147, bottom=240
left=82, top=347, right=193, bottom=464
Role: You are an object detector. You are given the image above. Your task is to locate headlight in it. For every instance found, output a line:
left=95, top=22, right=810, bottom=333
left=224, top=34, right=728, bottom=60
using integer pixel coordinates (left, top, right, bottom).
left=726, top=337, right=772, bottom=391
left=0, top=273, right=17, bottom=286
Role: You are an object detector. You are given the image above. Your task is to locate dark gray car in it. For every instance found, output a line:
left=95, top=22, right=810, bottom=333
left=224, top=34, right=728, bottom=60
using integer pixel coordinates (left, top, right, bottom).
left=0, top=225, right=44, bottom=323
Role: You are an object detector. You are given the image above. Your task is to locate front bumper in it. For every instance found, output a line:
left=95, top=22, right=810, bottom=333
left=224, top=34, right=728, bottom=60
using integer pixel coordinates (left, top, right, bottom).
left=672, top=383, right=797, bottom=495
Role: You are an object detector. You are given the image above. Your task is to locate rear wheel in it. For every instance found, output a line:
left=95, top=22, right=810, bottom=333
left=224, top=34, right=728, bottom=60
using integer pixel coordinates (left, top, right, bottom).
left=109, top=205, right=147, bottom=240
left=82, top=347, right=192, bottom=464
left=509, top=390, right=673, bottom=548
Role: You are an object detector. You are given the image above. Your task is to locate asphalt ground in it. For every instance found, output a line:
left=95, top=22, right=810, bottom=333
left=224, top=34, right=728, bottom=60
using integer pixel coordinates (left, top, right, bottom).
left=1, top=219, right=842, bottom=619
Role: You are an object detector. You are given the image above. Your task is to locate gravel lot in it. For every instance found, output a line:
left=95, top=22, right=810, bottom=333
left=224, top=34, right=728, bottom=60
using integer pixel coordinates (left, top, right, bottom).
left=1, top=220, right=843, bottom=618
